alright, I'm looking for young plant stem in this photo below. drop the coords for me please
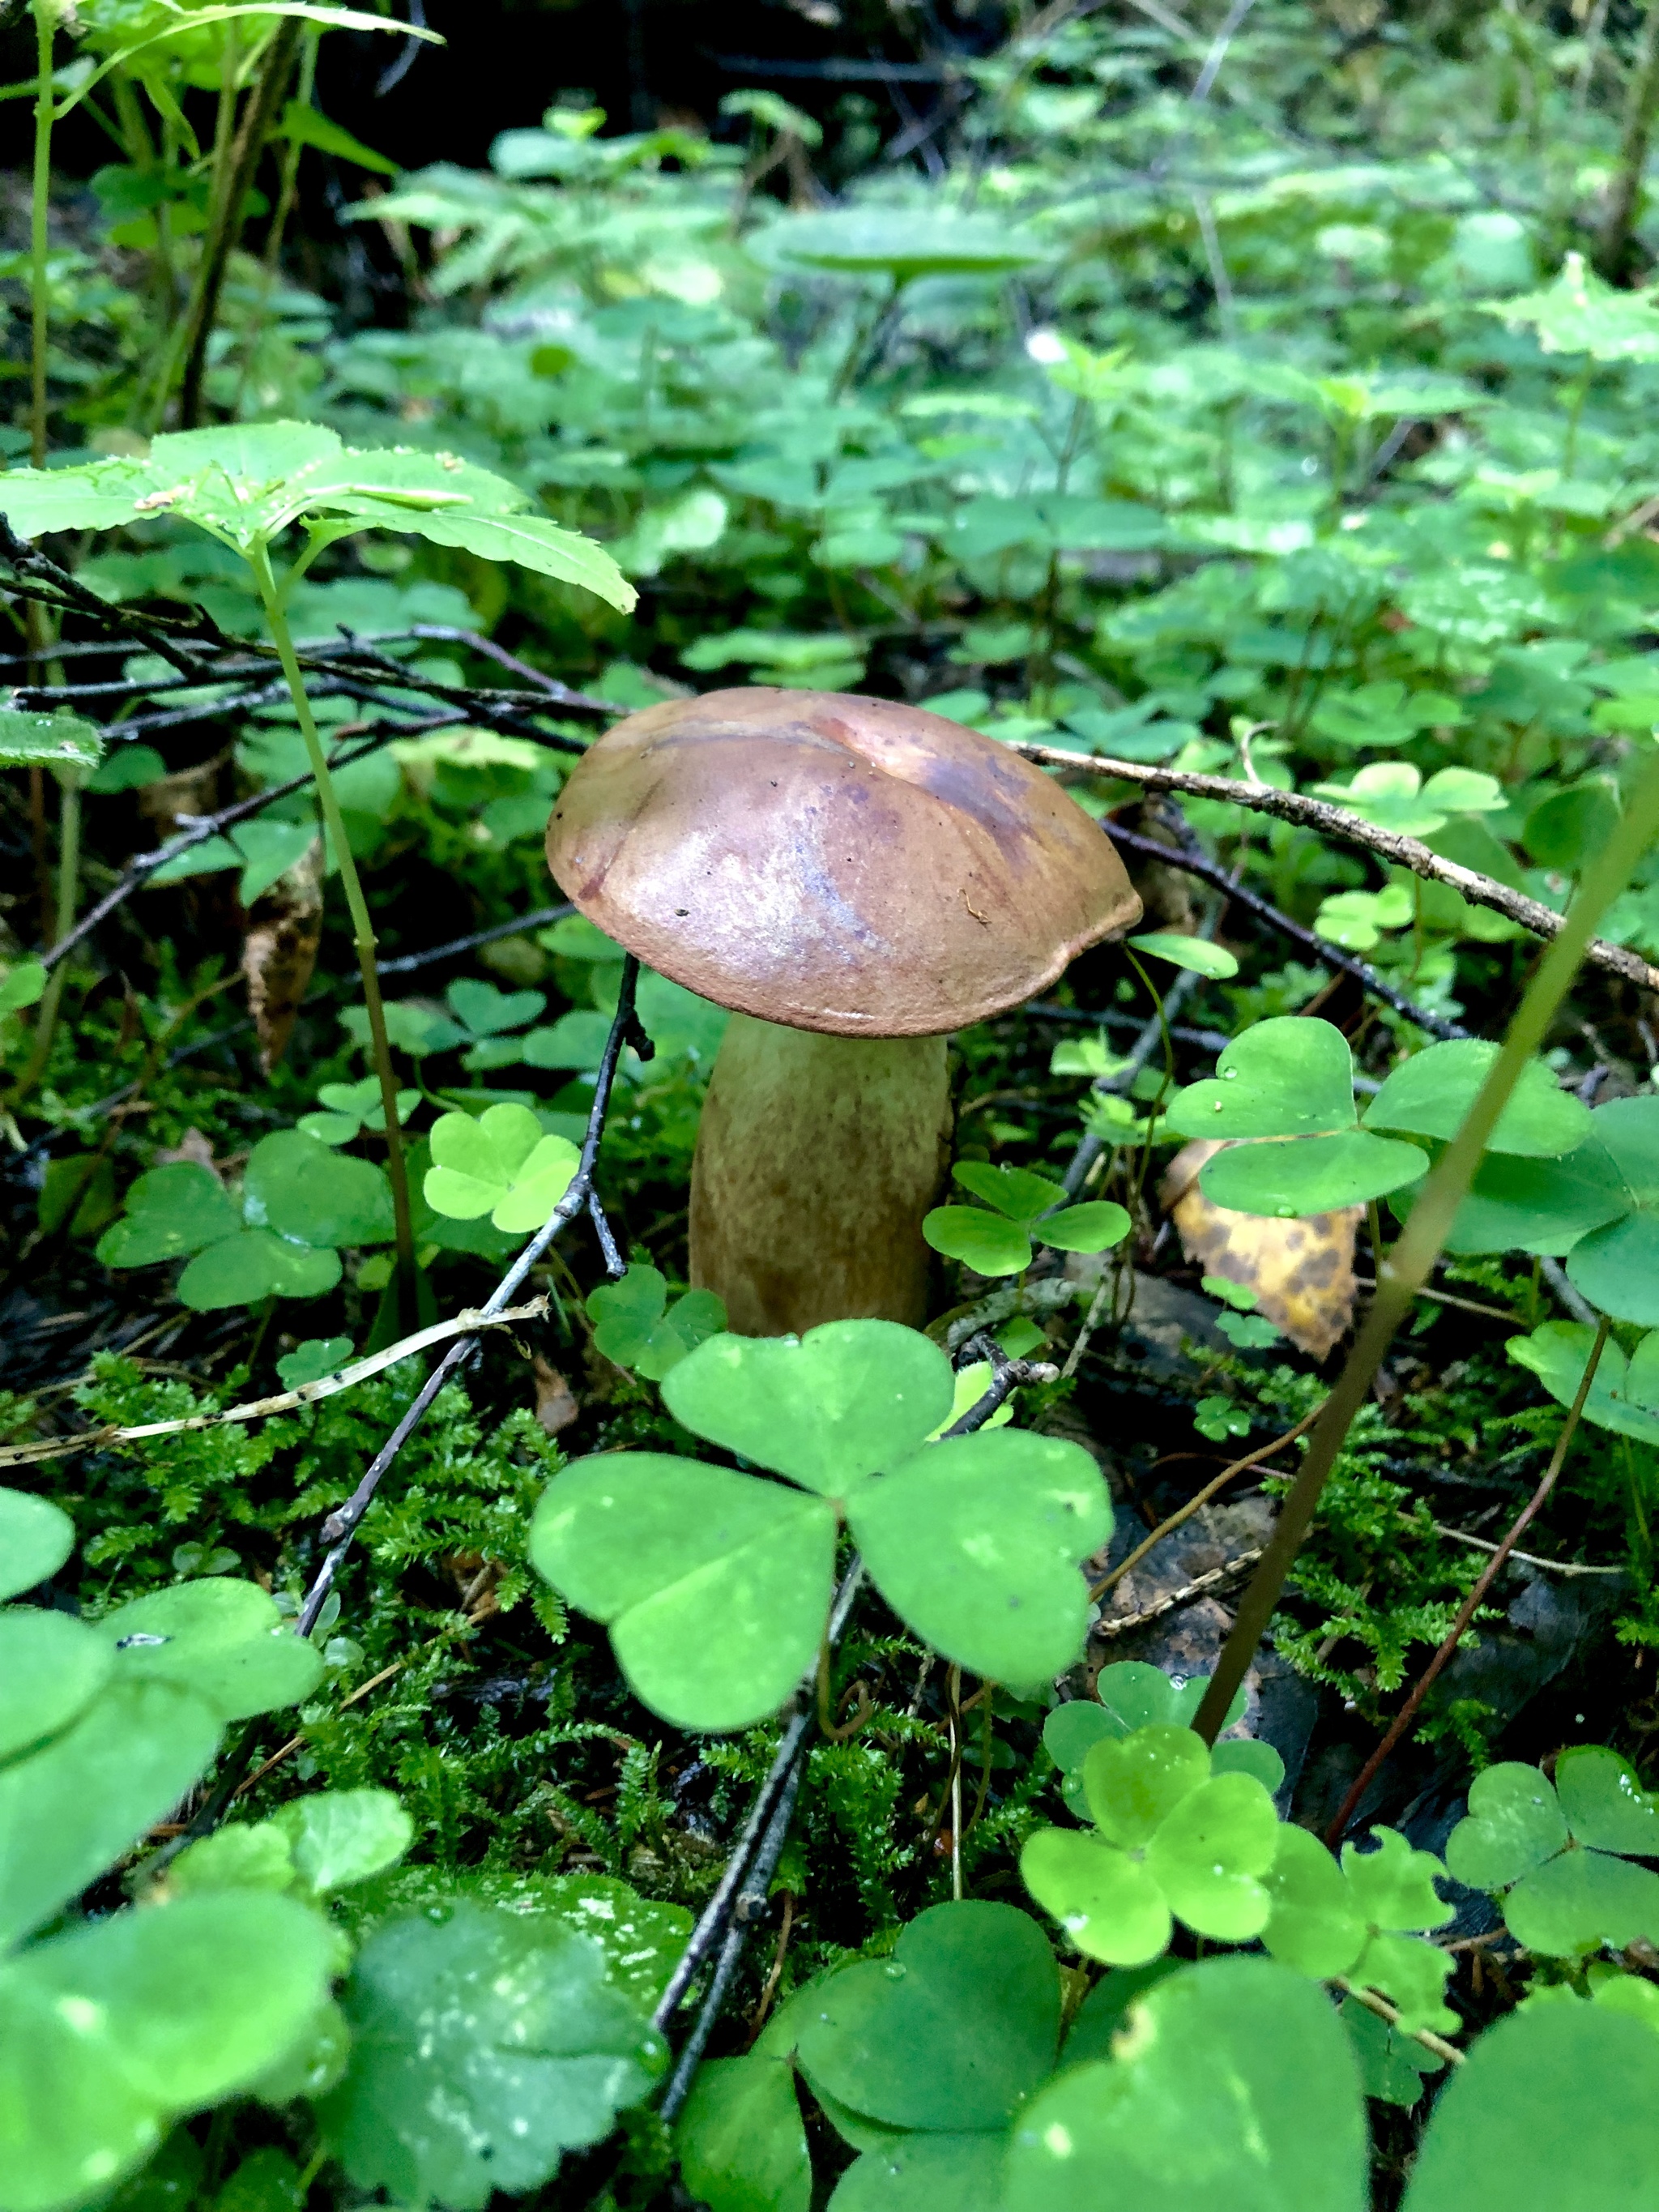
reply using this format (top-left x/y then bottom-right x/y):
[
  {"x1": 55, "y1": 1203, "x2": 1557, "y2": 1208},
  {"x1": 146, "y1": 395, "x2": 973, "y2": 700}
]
[
  {"x1": 10, "y1": 770, "x2": 82, "y2": 1106},
  {"x1": 1325, "y1": 1315, "x2": 1611, "y2": 1844},
  {"x1": 1595, "y1": 0, "x2": 1659, "y2": 281},
  {"x1": 29, "y1": 0, "x2": 55, "y2": 468},
  {"x1": 179, "y1": 17, "x2": 304, "y2": 426},
  {"x1": 249, "y1": 544, "x2": 415, "y2": 1284},
  {"x1": 1192, "y1": 747, "x2": 1659, "y2": 1748}
]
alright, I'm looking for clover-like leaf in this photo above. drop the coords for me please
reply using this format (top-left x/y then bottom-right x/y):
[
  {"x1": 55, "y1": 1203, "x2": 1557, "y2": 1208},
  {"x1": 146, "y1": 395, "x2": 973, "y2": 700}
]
[
  {"x1": 424, "y1": 1104, "x2": 580, "y2": 1234},
  {"x1": 96, "y1": 1578, "x2": 324, "y2": 1722},
  {"x1": 319, "y1": 1900, "x2": 664, "y2": 2209},
  {"x1": 849, "y1": 1429, "x2": 1111, "y2": 1685},
  {"x1": 1201, "y1": 1131, "x2": 1429, "y2": 1217},
  {"x1": 1365, "y1": 1040, "x2": 1590, "y2": 1159},
  {"x1": 0, "y1": 1484, "x2": 75, "y2": 1601},
  {"x1": 1564, "y1": 1096, "x2": 1659, "y2": 1322},
  {"x1": 0, "y1": 1609, "x2": 113, "y2": 1766},
  {"x1": 1021, "y1": 1827, "x2": 1172, "y2": 1966},
  {"x1": 298, "y1": 1077, "x2": 417, "y2": 1147},
  {"x1": 586, "y1": 1264, "x2": 726, "y2": 1382},
  {"x1": 1446, "y1": 1753, "x2": 1659, "y2": 1955},
  {"x1": 1508, "y1": 1322, "x2": 1659, "y2": 1444},
  {"x1": 1145, "y1": 1772, "x2": 1281, "y2": 1941},
  {"x1": 0, "y1": 1893, "x2": 331, "y2": 2212},
  {"x1": 1310, "y1": 761, "x2": 1502, "y2": 837},
  {"x1": 922, "y1": 1206, "x2": 1034, "y2": 1275},
  {"x1": 177, "y1": 1230, "x2": 342, "y2": 1312},
  {"x1": 0, "y1": 1676, "x2": 224, "y2": 1948},
  {"x1": 794, "y1": 1902, "x2": 1061, "y2": 2133},
  {"x1": 446, "y1": 978, "x2": 546, "y2": 1038},
  {"x1": 676, "y1": 2052, "x2": 811, "y2": 2212},
  {"x1": 1034, "y1": 1200, "x2": 1132, "y2": 1255},
  {"x1": 243, "y1": 1129, "x2": 395, "y2": 1248},
  {"x1": 1404, "y1": 2002, "x2": 1659, "y2": 2212},
  {"x1": 1442, "y1": 1135, "x2": 1627, "y2": 1255},
  {"x1": 1003, "y1": 1958, "x2": 1367, "y2": 2212},
  {"x1": 0, "y1": 960, "x2": 47, "y2": 1015},
  {"x1": 529, "y1": 1454, "x2": 835, "y2": 1732},
  {"x1": 1166, "y1": 1018, "x2": 1359, "y2": 1140},
  {"x1": 96, "y1": 1163, "x2": 242, "y2": 1267},
  {"x1": 660, "y1": 1322, "x2": 954, "y2": 1496},
  {"x1": 275, "y1": 1335, "x2": 355, "y2": 1390},
  {"x1": 829, "y1": 2134, "x2": 1007, "y2": 2211},
  {"x1": 1084, "y1": 1726, "x2": 1212, "y2": 1850},
  {"x1": 951, "y1": 1163, "x2": 1068, "y2": 1221}
]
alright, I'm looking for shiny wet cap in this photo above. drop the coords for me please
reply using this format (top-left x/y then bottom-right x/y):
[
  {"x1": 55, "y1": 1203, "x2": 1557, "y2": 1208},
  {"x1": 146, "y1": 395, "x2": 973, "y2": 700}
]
[{"x1": 545, "y1": 687, "x2": 1141, "y2": 1036}]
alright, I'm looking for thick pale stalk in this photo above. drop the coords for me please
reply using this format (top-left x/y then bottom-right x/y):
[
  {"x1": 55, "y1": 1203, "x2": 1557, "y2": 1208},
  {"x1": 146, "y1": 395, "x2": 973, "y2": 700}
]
[{"x1": 690, "y1": 1016, "x2": 951, "y2": 1336}]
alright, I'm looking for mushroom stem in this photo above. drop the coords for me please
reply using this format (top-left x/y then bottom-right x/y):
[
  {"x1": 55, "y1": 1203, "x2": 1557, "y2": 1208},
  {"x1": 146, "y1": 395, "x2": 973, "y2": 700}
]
[{"x1": 689, "y1": 1014, "x2": 953, "y2": 1336}]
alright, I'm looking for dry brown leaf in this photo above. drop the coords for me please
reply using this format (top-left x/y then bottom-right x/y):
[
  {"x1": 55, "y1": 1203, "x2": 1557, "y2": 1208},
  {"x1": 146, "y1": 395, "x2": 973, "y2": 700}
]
[
  {"x1": 156, "y1": 1128, "x2": 220, "y2": 1176},
  {"x1": 532, "y1": 1356, "x2": 579, "y2": 1436},
  {"x1": 1159, "y1": 1138, "x2": 1358, "y2": 1359},
  {"x1": 244, "y1": 836, "x2": 323, "y2": 1072}
]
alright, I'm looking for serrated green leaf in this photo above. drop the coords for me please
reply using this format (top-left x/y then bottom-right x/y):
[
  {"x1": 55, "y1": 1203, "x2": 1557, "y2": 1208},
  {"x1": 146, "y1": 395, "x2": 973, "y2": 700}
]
[
  {"x1": 1262, "y1": 1823, "x2": 1368, "y2": 1979},
  {"x1": 0, "y1": 707, "x2": 104, "y2": 774},
  {"x1": 319, "y1": 1901, "x2": 664, "y2": 2209},
  {"x1": 1341, "y1": 1827, "x2": 1453, "y2": 1933}
]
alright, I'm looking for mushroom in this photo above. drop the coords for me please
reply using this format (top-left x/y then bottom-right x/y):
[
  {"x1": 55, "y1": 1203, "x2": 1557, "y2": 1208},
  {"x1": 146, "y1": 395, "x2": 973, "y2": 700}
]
[{"x1": 545, "y1": 687, "x2": 1141, "y2": 1335}]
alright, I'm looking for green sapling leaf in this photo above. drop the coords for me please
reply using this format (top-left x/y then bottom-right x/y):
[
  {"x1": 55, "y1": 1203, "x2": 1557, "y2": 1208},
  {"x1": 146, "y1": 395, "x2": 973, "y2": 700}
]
[
  {"x1": 1128, "y1": 931, "x2": 1239, "y2": 979},
  {"x1": 0, "y1": 707, "x2": 103, "y2": 775}
]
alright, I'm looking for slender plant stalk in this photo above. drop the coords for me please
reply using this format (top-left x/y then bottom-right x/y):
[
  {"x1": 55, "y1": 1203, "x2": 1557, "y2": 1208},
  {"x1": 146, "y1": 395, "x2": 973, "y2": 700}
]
[
  {"x1": 249, "y1": 544, "x2": 416, "y2": 1284},
  {"x1": 1596, "y1": 0, "x2": 1659, "y2": 282},
  {"x1": 234, "y1": 32, "x2": 316, "y2": 413},
  {"x1": 1324, "y1": 1316, "x2": 1611, "y2": 1844},
  {"x1": 179, "y1": 18, "x2": 304, "y2": 427},
  {"x1": 1192, "y1": 745, "x2": 1659, "y2": 1746},
  {"x1": 29, "y1": 0, "x2": 56, "y2": 469},
  {"x1": 11, "y1": 770, "x2": 83, "y2": 1104}
]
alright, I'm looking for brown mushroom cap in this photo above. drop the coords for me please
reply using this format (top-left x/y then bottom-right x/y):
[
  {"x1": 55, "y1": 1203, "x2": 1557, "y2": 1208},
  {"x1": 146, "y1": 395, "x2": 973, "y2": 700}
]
[{"x1": 545, "y1": 687, "x2": 1142, "y2": 1037}]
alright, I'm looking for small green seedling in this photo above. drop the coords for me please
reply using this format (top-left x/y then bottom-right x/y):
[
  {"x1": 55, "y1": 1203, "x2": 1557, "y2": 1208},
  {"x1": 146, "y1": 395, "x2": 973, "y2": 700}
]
[{"x1": 924, "y1": 1162, "x2": 1131, "y2": 1276}]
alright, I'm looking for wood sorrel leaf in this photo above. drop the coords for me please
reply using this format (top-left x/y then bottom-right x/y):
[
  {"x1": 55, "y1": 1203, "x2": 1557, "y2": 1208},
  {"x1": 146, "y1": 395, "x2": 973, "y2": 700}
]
[
  {"x1": 1145, "y1": 1772, "x2": 1280, "y2": 1941},
  {"x1": 96, "y1": 1578, "x2": 324, "y2": 1722},
  {"x1": 1165, "y1": 1017, "x2": 1360, "y2": 1140},
  {"x1": 0, "y1": 1677, "x2": 223, "y2": 1947},
  {"x1": 922, "y1": 1206, "x2": 1034, "y2": 1275},
  {"x1": 0, "y1": 1486, "x2": 75, "y2": 1601},
  {"x1": 1564, "y1": 1097, "x2": 1659, "y2": 1322},
  {"x1": 1019, "y1": 1828, "x2": 1171, "y2": 1966},
  {"x1": 795, "y1": 1902, "x2": 1061, "y2": 2133},
  {"x1": 1083, "y1": 1726, "x2": 1210, "y2": 1849},
  {"x1": 661, "y1": 1322, "x2": 954, "y2": 1496},
  {"x1": 0, "y1": 1893, "x2": 331, "y2": 2211},
  {"x1": 850, "y1": 1430, "x2": 1110, "y2": 1684},
  {"x1": 0, "y1": 1610, "x2": 112, "y2": 1764},
  {"x1": 1364, "y1": 1040, "x2": 1590, "y2": 1158},
  {"x1": 1444, "y1": 1763, "x2": 1571, "y2": 1892},
  {"x1": 951, "y1": 1162, "x2": 1068, "y2": 1222},
  {"x1": 1404, "y1": 2005, "x2": 1659, "y2": 2212},
  {"x1": 1199, "y1": 1129, "x2": 1428, "y2": 1217},
  {"x1": 1507, "y1": 1322, "x2": 1659, "y2": 1445},
  {"x1": 530, "y1": 1454, "x2": 834, "y2": 1732},
  {"x1": 1262, "y1": 1824, "x2": 1369, "y2": 1979},
  {"x1": 1003, "y1": 1958, "x2": 1367, "y2": 2212},
  {"x1": 676, "y1": 2054, "x2": 811, "y2": 2212}
]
